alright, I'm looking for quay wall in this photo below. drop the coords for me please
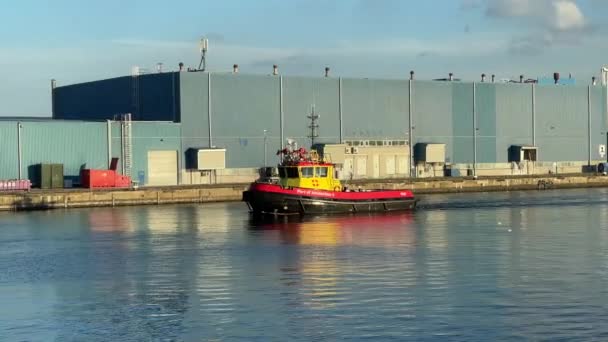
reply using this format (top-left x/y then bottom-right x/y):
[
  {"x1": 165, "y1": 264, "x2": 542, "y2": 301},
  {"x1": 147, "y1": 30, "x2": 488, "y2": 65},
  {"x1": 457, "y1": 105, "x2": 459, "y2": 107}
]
[{"x1": 2, "y1": 175, "x2": 608, "y2": 211}]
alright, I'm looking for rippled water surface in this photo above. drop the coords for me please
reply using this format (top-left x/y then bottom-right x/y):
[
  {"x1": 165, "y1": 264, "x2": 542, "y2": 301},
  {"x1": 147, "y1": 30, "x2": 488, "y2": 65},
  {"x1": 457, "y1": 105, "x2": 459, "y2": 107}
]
[{"x1": 2, "y1": 188, "x2": 608, "y2": 341}]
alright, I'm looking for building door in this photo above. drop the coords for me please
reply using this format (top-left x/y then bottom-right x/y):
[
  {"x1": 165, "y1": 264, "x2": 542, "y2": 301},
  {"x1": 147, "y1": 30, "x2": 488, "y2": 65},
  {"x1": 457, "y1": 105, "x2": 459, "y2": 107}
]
[
  {"x1": 397, "y1": 155, "x2": 408, "y2": 175},
  {"x1": 355, "y1": 156, "x2": 367, "y2": 178},
  {"x1": 386, "y1": 156, "x2": 396, "y2": 176},
  {"x1": 147, "y1": 150, "x2": 178, "y2": 186},
  {"x1": 372, "y1": 154, "x2": 380, "y2": 178},
  {"x1": 343, "y1": 157, "x2": 354, "y2": 180}
]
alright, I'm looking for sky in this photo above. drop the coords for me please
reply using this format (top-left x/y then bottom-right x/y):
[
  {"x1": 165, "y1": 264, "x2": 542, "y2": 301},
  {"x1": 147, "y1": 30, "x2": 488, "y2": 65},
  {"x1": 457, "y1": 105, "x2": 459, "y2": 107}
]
[{"x1": 1, "y1": 0, "x2": 607, "y2": 116}]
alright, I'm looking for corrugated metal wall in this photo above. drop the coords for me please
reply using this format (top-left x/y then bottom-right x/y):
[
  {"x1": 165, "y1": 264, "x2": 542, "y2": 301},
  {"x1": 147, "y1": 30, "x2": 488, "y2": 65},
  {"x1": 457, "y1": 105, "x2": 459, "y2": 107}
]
[
  {"x1": 19, "y1": 121, "x2": 107, "y2": 179},
  {"x1": 179, "y1": 73, "x2": 607, "y2": 167},
  {"x1": 494, "y1": 84, "x2": 533, "y2": 162},
  {"x1": 54, "y1": 73, "x2": 179, "y2": 121},
  {"x1": 536, "y1": 85, "x2": 588, "y2": 161},
  {"x1": 50, "y1": 72, "x2": 608, "y2": 171},
  {"x1": 284, "y1": 76, "x2": 340, "y2": 145},
  {"x1": 342, "y1": 78, "x2": 409, "y2": 141},
  {"x1": 0, "y1": 122, "x2": 19, "y2": 179},
  {"x1": 112, "y1": 122, "x2": 182, "y2": 185},
  {"x1": 0, "y1": 120, "x2": 181, "y2": 184},
  {"x1": 210, "y1": 74, "x2": 281, "y2": 168}
]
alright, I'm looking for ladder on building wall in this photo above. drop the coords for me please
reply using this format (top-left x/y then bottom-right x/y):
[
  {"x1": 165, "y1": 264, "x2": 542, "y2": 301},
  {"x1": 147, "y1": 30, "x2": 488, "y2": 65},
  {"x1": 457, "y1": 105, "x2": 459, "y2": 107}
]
[{"x1": 121, "y1": 113, "x2": 133, "y2": 177}]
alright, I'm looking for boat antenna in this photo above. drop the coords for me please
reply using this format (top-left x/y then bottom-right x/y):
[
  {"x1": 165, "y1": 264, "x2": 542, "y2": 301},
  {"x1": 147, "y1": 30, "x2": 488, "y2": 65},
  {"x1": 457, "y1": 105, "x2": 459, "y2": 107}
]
[{"x1": 307, "y1": 105, "x2": 320, "y2": 146}]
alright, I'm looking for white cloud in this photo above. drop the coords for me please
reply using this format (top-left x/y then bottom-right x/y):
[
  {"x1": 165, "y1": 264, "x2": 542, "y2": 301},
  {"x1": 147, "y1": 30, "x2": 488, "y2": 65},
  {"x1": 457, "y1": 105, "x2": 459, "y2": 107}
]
[
  {"x1": 551, "y1": 0, "x2": 585, "y2": 31},
  {"x1": 486, "y1": 0, "x2": 586, "y2": 31},
  {"x1": 464, "y1": 0, "x2": 591, "y2": 55}
]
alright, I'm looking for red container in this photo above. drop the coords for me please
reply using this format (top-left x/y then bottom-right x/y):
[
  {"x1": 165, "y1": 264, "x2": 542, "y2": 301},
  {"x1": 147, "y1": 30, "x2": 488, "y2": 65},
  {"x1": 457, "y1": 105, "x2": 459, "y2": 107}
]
[
  {"x1": 81, "y1": 169, "x2": 116, "y2": 188},
  {"x1": 81, "y1": 170, "x2": 132, "y2": 188},
  {"x1": 114, "y1": 175, "x2": 131, "y2": 188}
]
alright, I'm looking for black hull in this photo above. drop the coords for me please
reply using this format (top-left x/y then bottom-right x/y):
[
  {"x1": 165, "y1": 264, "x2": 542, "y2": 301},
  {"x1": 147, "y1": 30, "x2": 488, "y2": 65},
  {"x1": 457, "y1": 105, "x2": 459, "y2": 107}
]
[{"x1": 243, "y1": 190, "x2": 417, "y2": 215}]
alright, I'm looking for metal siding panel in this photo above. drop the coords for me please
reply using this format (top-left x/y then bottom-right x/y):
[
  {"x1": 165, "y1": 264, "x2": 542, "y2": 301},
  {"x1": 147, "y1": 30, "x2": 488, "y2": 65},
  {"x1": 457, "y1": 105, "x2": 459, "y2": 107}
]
[
  {"x1": 55, "y1": 73, "x2": 177, "y2": 121},
  {"x1": 536, "y1": 85, "x2": 587, "y2": 161},
  {"x1": 138, "y1": 73, "x2": 179, "y2": 121},
  {"x1": 342, "y1": 78, "x2": 409, "y2": 140},
  {"x1": 590, "y1": 86, "x2": 607, "y2": 161},
  {"x1": 131, "y1": 122, "x2": 181, "y2": 184},
  {"x1": 0, "y1": 122, "x2": 18, "y2": 179},
  {"x1": 54, "y1": 77, "x2": 132, "y2": 120},
  {"x1": 179, "y1": 72, "x2": 210, "y2": 176},
  {"x1": 210, "y1": 74, "x2": 280, "y2": 168},
  {"x1": 452, "y1": 83, "x2": 475, "y2": 163},
  {"x1": 20, "y1": 121, "x2": 107, "y2": 180},
  {"x1": 283, "y1": 76, "x2": 340, "y2": 145},
  {"x1": 495, "y1": 84, "x2": 533, "y2": 162},
  {"x1": 474, "y1": 83, "x2": 497, "y2": 163},
  {"x1": 411, "y1": 81, "x2": 453, "y2": 162}
]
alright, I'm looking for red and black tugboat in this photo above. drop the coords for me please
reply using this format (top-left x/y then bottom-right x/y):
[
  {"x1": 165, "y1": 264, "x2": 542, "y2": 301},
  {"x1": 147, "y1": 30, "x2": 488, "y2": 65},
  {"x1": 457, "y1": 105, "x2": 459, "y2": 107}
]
[{"x1": 242, "y1": 141, "x2": 418, "y2": 215}]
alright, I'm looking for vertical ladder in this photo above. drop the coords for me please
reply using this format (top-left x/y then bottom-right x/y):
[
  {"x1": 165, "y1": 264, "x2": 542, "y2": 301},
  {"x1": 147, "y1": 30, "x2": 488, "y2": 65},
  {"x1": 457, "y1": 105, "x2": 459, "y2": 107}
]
[{"x1": 121, "y1": 113, "x2": 133, "y2": 177}]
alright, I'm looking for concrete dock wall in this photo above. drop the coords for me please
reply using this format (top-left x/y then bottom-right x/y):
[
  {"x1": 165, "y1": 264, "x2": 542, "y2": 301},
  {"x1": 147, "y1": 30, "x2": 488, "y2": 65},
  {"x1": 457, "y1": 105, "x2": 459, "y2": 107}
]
[{"x1": 2, "y1": 175, "x2": 608, "y2": 211}]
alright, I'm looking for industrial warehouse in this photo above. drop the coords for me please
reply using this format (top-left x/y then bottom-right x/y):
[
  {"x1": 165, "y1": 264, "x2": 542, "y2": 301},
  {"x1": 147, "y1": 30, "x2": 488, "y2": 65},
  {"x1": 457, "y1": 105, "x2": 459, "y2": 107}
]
[{"x1": 1, "y1": 67, "x2": 607, "y2": 188}]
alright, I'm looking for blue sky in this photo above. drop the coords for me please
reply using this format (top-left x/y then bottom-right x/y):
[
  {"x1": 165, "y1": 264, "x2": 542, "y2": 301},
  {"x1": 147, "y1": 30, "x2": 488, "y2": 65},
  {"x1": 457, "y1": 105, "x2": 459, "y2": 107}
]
[{"x1": 1, "y1": 0, "x2": 607, "y2": 116}]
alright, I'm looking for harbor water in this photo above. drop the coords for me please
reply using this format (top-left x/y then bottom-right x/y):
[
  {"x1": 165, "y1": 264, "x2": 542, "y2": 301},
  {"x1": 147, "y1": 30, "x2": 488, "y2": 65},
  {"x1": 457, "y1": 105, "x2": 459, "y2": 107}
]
[{"x1": 2, "y1": 189, "x2": 608, "y2": 341}]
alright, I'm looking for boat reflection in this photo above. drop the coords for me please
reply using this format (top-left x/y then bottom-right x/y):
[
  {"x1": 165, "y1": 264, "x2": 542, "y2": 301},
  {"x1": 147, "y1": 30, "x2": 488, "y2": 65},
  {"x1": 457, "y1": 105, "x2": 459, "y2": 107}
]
[
  {"x1": 248, "y1": 213, "x2": 416, "y2": 310},
  {"x1": 248, "y1": 212, "x2": 415, "y2": 247}
]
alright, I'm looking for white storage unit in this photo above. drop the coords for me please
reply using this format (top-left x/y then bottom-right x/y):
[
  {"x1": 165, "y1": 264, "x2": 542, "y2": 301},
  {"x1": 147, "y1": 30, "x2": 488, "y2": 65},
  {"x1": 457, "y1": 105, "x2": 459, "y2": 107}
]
[
  {"x1": 147, "y1": 150, "x2": 178, "y2": 186},
  {"x1": 186, "y1": 148, "x2": 226, "y2": 170}
]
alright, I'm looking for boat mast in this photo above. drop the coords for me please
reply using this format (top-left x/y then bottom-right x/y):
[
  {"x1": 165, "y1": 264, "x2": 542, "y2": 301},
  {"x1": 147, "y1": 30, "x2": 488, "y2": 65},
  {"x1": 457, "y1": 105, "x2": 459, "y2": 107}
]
[{"x1": 307, "y1": 106, "x2": 319, "y2": 147}]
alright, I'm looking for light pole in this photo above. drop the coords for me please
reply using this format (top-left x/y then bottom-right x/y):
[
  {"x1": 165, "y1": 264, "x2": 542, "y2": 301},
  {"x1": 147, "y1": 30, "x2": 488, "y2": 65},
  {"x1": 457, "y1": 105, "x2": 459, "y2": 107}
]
[
  {"x1": 199, "y1": 37, "x2": 209, "y2": 71},
  {"x1": 263, "y1": 129, "x2": 268, "y2": 166}
]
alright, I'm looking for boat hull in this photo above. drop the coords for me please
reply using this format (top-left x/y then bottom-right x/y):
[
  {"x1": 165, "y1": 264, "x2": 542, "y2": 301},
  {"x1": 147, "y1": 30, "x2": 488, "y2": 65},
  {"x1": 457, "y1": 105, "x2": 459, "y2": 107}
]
[{"x1": 243, "y1": 183, "x2": 417, "y2": 215}]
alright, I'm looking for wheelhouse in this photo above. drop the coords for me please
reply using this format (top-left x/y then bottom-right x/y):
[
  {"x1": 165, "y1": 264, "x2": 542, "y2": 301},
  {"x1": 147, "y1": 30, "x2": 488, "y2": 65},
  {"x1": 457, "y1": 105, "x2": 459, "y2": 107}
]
[{"x1": 278, "y1": 162, "x2": 342, "y2": 191}]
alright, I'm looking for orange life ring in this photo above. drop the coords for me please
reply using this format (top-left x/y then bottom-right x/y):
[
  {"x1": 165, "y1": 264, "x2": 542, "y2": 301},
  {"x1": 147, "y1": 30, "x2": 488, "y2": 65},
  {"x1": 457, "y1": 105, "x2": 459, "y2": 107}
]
[{"x1": 334, "y1": 186, "x2": 341, "y2": 192}]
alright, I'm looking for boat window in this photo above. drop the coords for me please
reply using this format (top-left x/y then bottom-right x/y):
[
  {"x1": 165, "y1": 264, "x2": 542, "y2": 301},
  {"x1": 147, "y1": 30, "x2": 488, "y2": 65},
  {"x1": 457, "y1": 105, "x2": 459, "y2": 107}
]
[
  {"x1": 286, "y1": 167, "x2": 299, "y2": 178},
  {"x1": 278, "y1": 167, "x2": 287, "y2": 178},
  {"x1": 301, "y1": 167, "x2": 314, "y2": 178},
  {"x1": 315, "y1": 167, "x2": 328, "y2": 177}
]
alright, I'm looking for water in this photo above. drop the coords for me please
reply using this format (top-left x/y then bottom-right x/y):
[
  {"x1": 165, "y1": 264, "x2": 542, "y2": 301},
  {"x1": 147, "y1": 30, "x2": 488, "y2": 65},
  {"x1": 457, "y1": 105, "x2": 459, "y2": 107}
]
[{"x1": 2, "y1": 188, "x2": 608, "y2": 341}]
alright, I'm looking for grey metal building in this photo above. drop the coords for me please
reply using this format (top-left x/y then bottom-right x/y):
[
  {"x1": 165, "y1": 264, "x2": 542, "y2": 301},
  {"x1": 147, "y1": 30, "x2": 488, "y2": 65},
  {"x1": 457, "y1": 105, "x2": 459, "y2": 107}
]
[{"x1": 2, "y1": 70, "x2": 605, "y2": 185}]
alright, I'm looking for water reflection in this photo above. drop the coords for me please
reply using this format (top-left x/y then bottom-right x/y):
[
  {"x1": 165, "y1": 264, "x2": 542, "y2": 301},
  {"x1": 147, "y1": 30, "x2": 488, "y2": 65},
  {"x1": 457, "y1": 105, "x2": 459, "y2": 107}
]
[{"x1": 3, "y1": 190, "x2": 608, "y2": 340}]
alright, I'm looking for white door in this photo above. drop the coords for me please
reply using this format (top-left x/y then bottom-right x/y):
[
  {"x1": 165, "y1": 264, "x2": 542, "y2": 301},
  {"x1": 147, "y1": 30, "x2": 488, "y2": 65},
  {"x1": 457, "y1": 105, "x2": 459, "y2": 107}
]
[
  {"x1": 355, "y1": 156, "x2": 367, "y2": 177},
  {"x1": 147, "y1": 150, "x2": 178, "y2": 186},
  {"x1": 372, "y1": 155, "x2": 380, "y2": 178},
  {"x1": 386, "y1": 156, "x2": 396, "y2": 175},
  {"x1": 397, "y1": 155, "x2": 408, "y2": 175},
  {"x1": 343, "y1": 157, "x2": 354, "y2": 180}
]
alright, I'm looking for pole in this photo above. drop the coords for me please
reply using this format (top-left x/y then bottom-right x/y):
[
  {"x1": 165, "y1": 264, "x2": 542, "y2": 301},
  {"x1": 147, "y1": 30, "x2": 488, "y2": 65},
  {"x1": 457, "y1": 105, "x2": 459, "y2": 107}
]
[
  {"x1": 605, "y1": 70, "x2": 608, "y2": 162},
  {"x1": 17, "y1": 122, "x2": 22, "y2": 179},
  {"x1": 208, "y1": 72, "x2": 213, "y2": 147},
  {"x1": 280, "y1": 76, "x2": 284, "y2": 147},
  {"x1": 532, "y1": 84, "x2": 536, "y2": 146},
  {"x1": 473, "y1": 82, "x2": 477, "y2": 177},
  {"x1": 263, "y1": 129, "x2": 268, "y2": 166},
  {"x1": 51, "y1": 79, "x2": 56, "y2": 119},
  {"x1": 107, "y1": 120, "x2": 112, "y2": 168},
  {"x1": 408, "y1": 79, "x2": 415, "y2": 178},
  {"x1": 588, "y1": 85, "x2": 592, "y2": 166},
  {"x1": 339, "y1": 77, "x2": 343, "y2": 144}
]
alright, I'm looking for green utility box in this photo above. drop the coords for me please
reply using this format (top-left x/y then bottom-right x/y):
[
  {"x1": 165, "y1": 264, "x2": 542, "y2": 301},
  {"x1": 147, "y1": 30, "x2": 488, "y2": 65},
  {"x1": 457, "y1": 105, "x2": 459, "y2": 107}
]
[{"x1": 35, "y1": 164, "x2": 64, "y2": 189}]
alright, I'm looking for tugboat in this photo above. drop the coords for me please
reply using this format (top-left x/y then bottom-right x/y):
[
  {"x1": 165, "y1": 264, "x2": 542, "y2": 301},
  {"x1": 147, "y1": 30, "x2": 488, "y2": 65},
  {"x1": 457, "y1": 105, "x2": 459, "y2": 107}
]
[{"x1": 242, "y1": 141, "x2": 417, "y2": 215}]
